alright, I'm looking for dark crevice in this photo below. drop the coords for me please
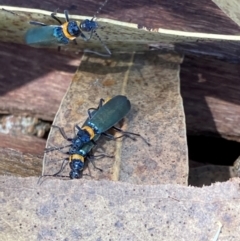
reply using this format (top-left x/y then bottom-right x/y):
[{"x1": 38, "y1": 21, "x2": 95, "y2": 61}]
[
  {"x1": 187, "y1": 134, "x2": 240, "y2": 166},
  {"x1": 187, "y1": 133, "x2": 240, "y2": 186}
]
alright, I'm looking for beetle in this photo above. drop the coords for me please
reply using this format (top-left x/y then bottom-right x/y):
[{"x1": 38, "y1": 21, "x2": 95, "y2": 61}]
[
  {"x1": 40, "y1": 133, "x2": 112, "y2": 181},
  {"x1": 43, "y1": 100, "x2": 113, "y2": 180},
  {"x1": 45, "y1": 95, "x2": 149, "y2": 155},
  {"x1": 52, "y1": 133, "x2": 109, "y2": 179},
  {"x1": 23, "y1": 0, "x2": 111, "y2": 56},
  {"x1": 68, "y1": 136, "x2": 102, "y2": 179},
  {"x1": 42, "y1": 96, "x2": 150, "y2": 181}
]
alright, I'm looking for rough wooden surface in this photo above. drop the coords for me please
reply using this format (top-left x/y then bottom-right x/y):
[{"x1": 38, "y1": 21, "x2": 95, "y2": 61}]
[
  {"x1": 0, "y1": 133, "x2": 45, "y2": 155},
  {"x1": 0, "y1": 148, "x2": 42, "y2": 177},
  {"x1": 1, "y1": 2, "x2": 240, "y2": 59},
  {"x1": 0, "y1": 118, "x2": 46, "y2": 177},
  {"x1": 0, "y1": 114, "x2": 45, "y2": 177},
  {"x1": 0, "y1": 42, "x2": 78, "y2": 120},
  {"x1": 2, "y1": 0, "x2": 240, "y2": 33},
  {"x1": 212, "y1": 0, "x2": 240, "y2": 27},
  {"x1": 1, "y1": 176, "x2": 240, "y2": 240},
  {"x1": 44, "y1": 52, "x2": 188, "y2": 185},
  {"x1": 1, "y1": 42, "x2": 240, "y2": 142},
  {"x1": 181, "y1": 55, "x2": 240, "y2": 142}
]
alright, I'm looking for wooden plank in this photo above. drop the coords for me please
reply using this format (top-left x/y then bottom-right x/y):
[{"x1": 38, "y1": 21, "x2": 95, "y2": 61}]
[
  {"x1": 1, "y1": 3, "x2": 240, "y2": 59},
  {"x1": 0, "y1": 114, "x2": 45, "y2": 177},
  {"x1": 0, "y1": 129, "x2": 44, "y2": 177},
  {"x1": 43, "y1": 52, "x2": 188, "y2": 185},
  {"x1": 0, "y1": 41, "x2": 78, "y2": 120},
  {"x1": 0, "y1": 148, "x2": 42, "y2": 177},
  {"x1": 1, "y1": 40, "x2": 240, "y2": 142},
  {"x1": 181, "y1": 55, "x2": 240, "y2": 142},
  {"x1": 0, "y1": 132, "x2": 45, "y2": 155},
  {"x1": 2, "y1": 0, "x2": 240, "y2": 33}
]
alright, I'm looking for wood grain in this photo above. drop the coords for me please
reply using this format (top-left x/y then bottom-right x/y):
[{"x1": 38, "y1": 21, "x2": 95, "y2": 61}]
[
  {"x1": 0, "y1": 42, "x2": 78, "y2": 120},
  {"x1": 0, "y1": 147, "x2": 42, "y2": 177},
  {"x1": 181, "y1": 55, "x2": 240, "y2": 142},
  {"x1": 2, "y1": 0, "x2": 240, "y2": 33},
  {"x1": 1, "y1": 2, "x2": 240, "y2": 60}
]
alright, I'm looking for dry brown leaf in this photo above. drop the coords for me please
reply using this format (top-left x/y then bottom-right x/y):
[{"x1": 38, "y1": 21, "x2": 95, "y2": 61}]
[{"x1": 44, "y1": 52, "x2": 188, "y2": 185}]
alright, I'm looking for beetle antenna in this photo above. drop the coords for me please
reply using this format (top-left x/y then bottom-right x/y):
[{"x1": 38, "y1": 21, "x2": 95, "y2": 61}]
[
  {"x1": 91, "y1": 0, "x2": 109, "y2": 21},
  {"x1": 84, "y1": 30, "x2": 111, "y2": 57},
  {"x1": 37, "y1": 159, "x2": 69, "y2": 185}
]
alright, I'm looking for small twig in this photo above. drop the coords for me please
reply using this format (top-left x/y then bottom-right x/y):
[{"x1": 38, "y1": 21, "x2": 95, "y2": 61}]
[{"x1": 211, "y1": 222, "x2": 223, "y2": 241}]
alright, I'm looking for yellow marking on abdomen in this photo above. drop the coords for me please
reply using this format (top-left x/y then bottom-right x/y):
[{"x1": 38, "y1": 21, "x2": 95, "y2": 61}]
[
  {"x1": 69, "y1": 154, "x2": 84, "y2": 163},
  {"x1": 82, "y1": 126, "x2": 95, "y2": 140}
]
